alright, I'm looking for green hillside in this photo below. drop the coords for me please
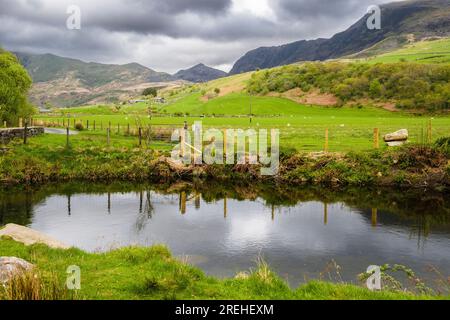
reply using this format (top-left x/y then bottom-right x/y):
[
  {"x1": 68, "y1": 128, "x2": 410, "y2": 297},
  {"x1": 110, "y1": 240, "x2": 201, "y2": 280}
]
[{"x1": 364, "y1": 38, "x2": 450, "y2": 64}]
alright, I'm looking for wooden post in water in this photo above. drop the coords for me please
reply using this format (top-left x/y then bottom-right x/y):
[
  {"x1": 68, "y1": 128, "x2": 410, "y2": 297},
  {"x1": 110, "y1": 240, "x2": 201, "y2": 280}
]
[
  {"x1": 324, "y1": 128, "x2": 329, "y2": 153},
  {"x1": 371, "y1": 208, "x2": 378, "y2": 227},
  {"x1": 107, "y1": 193, "x2": 111, "y2": 214},
  {"x1": 180, "y1": 192, "x2": 187, "y2": 215},
  {"x1": 224, "y1": 198, "x2": 227, "y2": 219},
  {"x1": 324, "y1": 203, "x2": 328, "y2": 225},
  {"x1": 23, "y1": 121, "x2": 28, "y2": 145},
  {"x1": 374, "y1": 128, "x2": 380, "y2": 149},
  {"x1": 67, "y1": 195, "x2": 71, "y2": 216},
  {"x1": 195, "y1": 194, "x2": 201, "y2": 209}
]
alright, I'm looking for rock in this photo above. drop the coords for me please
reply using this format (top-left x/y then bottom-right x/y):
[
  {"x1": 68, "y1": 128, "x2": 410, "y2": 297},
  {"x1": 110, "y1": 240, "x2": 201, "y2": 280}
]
[
  {"x1": 0, "y1": 224, "x2": 70, "y2": 249},
  {"x1": 384, "y1": 129, "x2": 409, "y2": 146},
  {"x1": 0, "y1": 257, "x2": 34, "y2": 284}
]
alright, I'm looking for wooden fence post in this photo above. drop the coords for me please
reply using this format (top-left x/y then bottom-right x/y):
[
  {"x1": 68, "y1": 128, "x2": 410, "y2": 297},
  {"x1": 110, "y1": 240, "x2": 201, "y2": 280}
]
[
  {"x1": 23, "y1": 121, "x2": 28, "y2": 144},
  {"x1": 324, "y1": 128, "x2": 329, "y2": 153},
  {"x1": 139, "y1": 127, "x2": 142, "y2": 147},
  {"x1": 428, "y1": 120, "x2": 432, "y2": 144},
  {"x1": 180, "y1": 129, "x2": 186, "y2": 157},
  {"x1": 107, "y1": 128, "x2": 111, "y2": 146},
  {"x1": 223, "y1": 129, "x2": 227, "y2": 158},
  {"x1": 86, "y1": 120, "x2": 89, "y2": 130},
  {"x1": 374, "y1": 128, "x2": 380, "y2": 149},
  {"x1": 117, "y1": 123, "x2": 120, "y2": 134},
  {"x1": 127, "y1": 124, "x2": 130, "y2": 135},
  {"x1": 93, "y1": 120, "x2": 96, "y2": 131},
  {"x1": 19, "y1": 118, "x2": 23, "y2": 128},
  {"x1": 66, "y1": 127, "x2": 70, "y2": 148}
]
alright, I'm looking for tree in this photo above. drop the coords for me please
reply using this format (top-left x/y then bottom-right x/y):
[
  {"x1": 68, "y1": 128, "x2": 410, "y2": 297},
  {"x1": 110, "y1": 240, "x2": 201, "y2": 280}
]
[
  {"x1": 0, "y1": 49, "x2": 35, "y2": 125},
  {"x1": 142, "y1": 87, "x2": 157, "y2": 97}
]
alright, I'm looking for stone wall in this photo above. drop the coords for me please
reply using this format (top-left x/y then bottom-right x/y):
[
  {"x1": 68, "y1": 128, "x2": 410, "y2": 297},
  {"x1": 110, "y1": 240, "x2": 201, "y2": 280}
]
[{"x1": 0, "y1": 127, "x2": 44, "y2": 143}]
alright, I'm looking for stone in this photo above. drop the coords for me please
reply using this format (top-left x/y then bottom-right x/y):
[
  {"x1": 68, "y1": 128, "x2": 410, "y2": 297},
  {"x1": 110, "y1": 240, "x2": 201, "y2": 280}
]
[
  {"x1": 384, "y1": 129, "x2": 408, "y2": 146},
  {"x1": 0, "y1": 127, "x2": 44, "y2": 144},
  {"x1": 0, "y1": 224, "x2": 70, "y2": 249},
  {"x1": 0, "y1": 257, "x2": 34, "y2": 284}
]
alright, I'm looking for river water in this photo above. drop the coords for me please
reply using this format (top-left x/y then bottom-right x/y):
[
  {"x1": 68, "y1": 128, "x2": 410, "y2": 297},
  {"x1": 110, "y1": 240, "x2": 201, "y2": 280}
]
[{"x1": 1, "y1": 183, "x2": 449, "y2": 288}]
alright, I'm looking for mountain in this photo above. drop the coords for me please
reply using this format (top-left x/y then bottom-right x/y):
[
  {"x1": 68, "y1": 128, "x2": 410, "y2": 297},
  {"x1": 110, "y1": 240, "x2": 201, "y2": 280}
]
[
  {"x1": 230, "y1": 0, "x2": 450, "y2": 74},
  {"x1": 173, "y1": 63, "x2": 228, "y2": 83},
  {"x1": 14, "y1": 52, "x2": 179, "y2": 107},
  {"x1": 15, "y1": 52, "x2": 174, "y2": 85}
]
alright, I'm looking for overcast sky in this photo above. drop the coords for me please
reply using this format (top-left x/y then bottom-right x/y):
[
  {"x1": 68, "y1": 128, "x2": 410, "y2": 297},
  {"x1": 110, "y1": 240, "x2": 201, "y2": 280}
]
[{"x1": 0, "y1": 0, "x2": 401, "y2": 73}]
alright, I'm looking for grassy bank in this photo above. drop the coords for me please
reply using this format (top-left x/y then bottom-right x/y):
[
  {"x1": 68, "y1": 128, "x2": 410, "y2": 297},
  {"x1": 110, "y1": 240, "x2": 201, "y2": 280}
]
[
  {"x1": 0, "y1": 238, "x2": 445, "y2": 300},
  {"x1": 1, "y1": 134, "x2": 449, "y2": 189}
]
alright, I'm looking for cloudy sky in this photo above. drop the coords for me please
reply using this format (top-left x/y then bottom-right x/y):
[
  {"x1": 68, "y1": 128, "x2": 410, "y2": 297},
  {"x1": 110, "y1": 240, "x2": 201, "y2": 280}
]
[{"x1": 0, "y1": 0, "x2": 400, "y2": 73}]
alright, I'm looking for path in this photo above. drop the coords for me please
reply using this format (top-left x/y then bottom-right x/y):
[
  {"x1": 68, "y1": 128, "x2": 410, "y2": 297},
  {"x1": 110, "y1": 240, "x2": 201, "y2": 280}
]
[{"x1": 45, "y1": 128, "x2": 79, "y2": 135}]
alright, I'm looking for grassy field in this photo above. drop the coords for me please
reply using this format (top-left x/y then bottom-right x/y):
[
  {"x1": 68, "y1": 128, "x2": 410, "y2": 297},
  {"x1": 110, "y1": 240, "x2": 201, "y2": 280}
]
[
  {"x1": 31, "y1": 40, "x2": 450, "y2": 153},
  {"x1": 35, "y1": 100, "x2": 449, "y2": 152},
  {"x1": 1, "y1": 238, "x2": 445, "y2": 300},
  {"x1": 364, "y1": 38, "x2": 450, "y2": 64}
]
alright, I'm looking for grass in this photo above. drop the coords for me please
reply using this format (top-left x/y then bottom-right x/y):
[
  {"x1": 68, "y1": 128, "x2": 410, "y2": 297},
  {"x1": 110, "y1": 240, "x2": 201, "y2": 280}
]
[
  {"x1": 364, "y1": 38, "x2": 450, "y2": 64},
  {"x1": 34, "y1": 103, "x2": 450, "y2": 152},
  {"x1": 1, "y1": 133, "x2": 449, "y2": 190},
  {"x1": 0, "y1": 238, "x2": 445, "y2": 300}
]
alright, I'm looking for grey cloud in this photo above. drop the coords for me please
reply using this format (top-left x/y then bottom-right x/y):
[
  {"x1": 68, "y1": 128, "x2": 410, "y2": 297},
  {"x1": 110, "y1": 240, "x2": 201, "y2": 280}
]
[{"x1": 0, "y1": 0, "x2": 397, "y2": 72}]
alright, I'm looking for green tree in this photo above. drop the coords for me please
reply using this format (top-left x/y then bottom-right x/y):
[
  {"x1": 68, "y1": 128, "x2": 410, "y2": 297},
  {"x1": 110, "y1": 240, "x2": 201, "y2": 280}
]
[
  {"x1": 142, "y1": 87, "x2": 157, "y2": 97},
  {"x1": 0, "y1": 49, "x2": 35, "y2": 125}
]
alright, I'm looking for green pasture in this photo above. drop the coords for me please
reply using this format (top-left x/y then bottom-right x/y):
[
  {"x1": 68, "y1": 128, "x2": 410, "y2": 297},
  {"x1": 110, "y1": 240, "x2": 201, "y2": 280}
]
[
  {"x1": 34, "y1": 95, "x2": 449, "y2": 152},
  {"x1": 365, "y1": 38, "x2": 450, "y2": 64}
]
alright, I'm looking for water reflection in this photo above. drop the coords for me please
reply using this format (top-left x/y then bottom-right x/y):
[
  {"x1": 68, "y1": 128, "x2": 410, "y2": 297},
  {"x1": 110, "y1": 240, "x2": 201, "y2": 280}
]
[{"x1": 1, "y1": 183, "x2": 449, "y2": 287}]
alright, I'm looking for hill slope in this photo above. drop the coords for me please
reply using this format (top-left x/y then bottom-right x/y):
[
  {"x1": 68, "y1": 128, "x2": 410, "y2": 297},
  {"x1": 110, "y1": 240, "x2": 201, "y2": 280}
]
[
  {"x1": 14, "y1": 52, "x2": 181, "y2": 107},
  {"x1": 230, "y1": 0, "x2": 450, "y2": 74},
  {"x1": 173, "y1": 63, "x2": 228, "y2": 83}
]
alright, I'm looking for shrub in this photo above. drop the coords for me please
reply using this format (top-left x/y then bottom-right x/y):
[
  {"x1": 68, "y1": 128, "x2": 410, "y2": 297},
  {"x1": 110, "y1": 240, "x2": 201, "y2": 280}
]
[
  {"x1": 75, "y1": 123, "x2": 84, "y2": 131},
  {"x1": 142, "y1": 87, "x2": 157, "y2": 97},
  {"x1": 434, "y1": 137, "x2": 450, "y2": 157}
]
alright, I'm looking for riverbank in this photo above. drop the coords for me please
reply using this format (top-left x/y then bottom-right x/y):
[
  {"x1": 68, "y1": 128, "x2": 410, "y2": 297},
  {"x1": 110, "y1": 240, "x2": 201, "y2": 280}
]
[
  {"x1": 0, "y1": 237, "x2": 446, "y2": 300},
  {"x1": 1, "y1": 137, "x2": 449, "y2": 190}
]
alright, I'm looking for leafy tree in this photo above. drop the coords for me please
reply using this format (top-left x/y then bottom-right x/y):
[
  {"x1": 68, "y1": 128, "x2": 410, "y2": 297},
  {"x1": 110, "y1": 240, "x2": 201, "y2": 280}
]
[
  {"x1": 142, "y1": 87, "x2": 157, "y2": 97},
  {"x1": 0, "y1": 49, "x2": 35, "y2": 125}
]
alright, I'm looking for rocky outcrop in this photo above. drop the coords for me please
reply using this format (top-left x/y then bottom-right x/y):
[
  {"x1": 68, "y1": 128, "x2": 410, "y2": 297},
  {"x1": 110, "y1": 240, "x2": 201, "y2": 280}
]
[
  {"x1": 0, "y1": 224, "x2": 70, "y2": 249},
  {"x1": 384, "y1": 129, "x2": 409, "y2": 146},
  {"x1": 0, "y1": 257, "x2": 34, "y2": 284}
]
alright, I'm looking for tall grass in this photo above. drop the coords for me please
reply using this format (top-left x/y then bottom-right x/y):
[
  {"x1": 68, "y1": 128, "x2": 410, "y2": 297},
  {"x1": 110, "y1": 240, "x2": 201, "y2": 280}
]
[{"x1": 0, "y1": 271, "x2": 77, "y2": 300}]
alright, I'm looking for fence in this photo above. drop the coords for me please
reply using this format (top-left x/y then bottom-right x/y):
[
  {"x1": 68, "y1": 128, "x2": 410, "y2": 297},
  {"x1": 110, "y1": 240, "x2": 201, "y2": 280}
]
[{"x1": 3, "y1": 117, "x2": 438, "y2": 152}]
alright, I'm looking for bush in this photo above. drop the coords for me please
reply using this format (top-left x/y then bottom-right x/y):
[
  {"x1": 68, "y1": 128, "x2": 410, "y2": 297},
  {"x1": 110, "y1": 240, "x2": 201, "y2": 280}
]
[
  {"x1": 142, "y1": 87, "x2": 157, "y2": 97},
  {"x1": 247, "y1": 62, "x2": 450, "y2": 111},
  {"x1": 75, "y1": 123, "x2": 84, "y2": 131},
  {"x1": 434, "y1": 137, "x2": 450, "y2": 157}
]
